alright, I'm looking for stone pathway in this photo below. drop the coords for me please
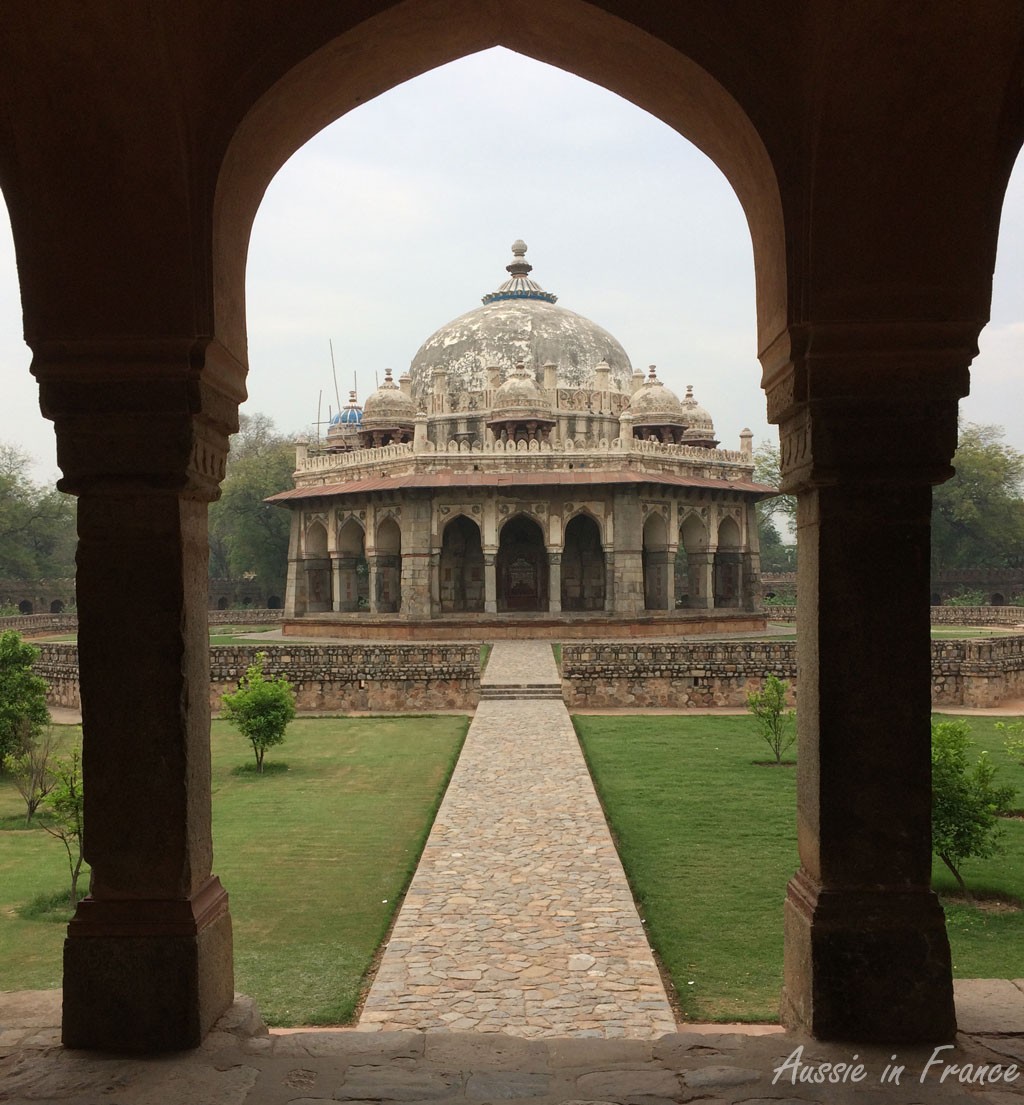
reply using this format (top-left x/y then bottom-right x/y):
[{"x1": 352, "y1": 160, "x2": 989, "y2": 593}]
[{"x1": 360, "y1": 640, "x2": 676, "y2": 1038}]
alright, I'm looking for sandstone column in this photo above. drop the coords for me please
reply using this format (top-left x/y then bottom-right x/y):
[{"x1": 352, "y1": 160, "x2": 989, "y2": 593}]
[
  {"x1": 687, "y1": 552, "x2": 714, "y2": 609},
  {"x1": 547, "y1": 551, "x2": 562, "y2": 613},
  {"x1": 37, "y1": 339, "x2": 240, "y2": 1051},
  {"x1": 768, "y1": 324, "x2": 968, "y2": 1041},
  {"x1": 483, "y1": 552, "x2": 497, "y2": 614}
]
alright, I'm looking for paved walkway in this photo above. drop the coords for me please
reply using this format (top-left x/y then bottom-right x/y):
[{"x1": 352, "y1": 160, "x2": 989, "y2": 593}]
[{"x1": 360, "y1": 641, "x2": 676, "y2": 1038}]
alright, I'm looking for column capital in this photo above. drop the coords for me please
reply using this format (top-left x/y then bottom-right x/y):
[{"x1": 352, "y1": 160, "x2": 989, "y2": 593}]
[
  {"x1": 761, "y1": 320, "x2": 977, "y2": 494},
  {"x1": 32, "y1": 336, "x2": 246, "y2": 500}
]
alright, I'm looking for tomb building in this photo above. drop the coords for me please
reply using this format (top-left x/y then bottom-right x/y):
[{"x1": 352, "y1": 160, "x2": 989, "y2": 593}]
[{"x1": 270, "y1": 242, "x2": 774, "y2": 636}]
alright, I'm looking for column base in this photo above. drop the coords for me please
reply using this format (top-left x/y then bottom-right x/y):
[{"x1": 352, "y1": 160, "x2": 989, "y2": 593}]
[
  {"x1": 782, "y1": 868, "x2": 955, "y2": 1042},
  {"x1": 62, "y1": 876, "x2": 234, "y2": 1051}
]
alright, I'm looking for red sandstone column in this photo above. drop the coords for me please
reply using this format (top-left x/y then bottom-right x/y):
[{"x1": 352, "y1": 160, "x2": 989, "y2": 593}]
[
  {"x1": 767, "y1": 325, "x2": 968, "y2": 1042},
  {"x1": 36, "y1": 340, "x2": 241, "y2": 1051}
]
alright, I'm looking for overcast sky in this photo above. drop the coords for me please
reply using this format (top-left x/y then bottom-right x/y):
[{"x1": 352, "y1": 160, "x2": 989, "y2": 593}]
[{"x1": 1, "y1": 47, "x2": 1022, "y2": 484}]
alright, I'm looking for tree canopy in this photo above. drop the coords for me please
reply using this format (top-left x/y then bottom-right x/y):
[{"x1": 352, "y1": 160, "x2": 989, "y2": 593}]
[
  {"x1": 208, "y1": 414, "x2": 295, "y2": 591},
  {"x1": 0, "y1": 444, "x2": 76, "y2": 582},
  {"x1": 932, "y1": 422, "x2": 1024, "y2": 572},
  {"x1": 0, "y1": 630, "x2": 51, "y2": 763},
  {"x1": 752, "y1": 440, "x2": 796, "y2": 573}
]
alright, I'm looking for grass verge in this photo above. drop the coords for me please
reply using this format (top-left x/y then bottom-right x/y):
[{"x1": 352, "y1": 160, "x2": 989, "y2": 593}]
[
  {"x1": 575, "y1": 712, "x2": 1024, "y2": 1023},
  {"x1": 0, "y1": 714, "x2": 468, "y2": 1024}
]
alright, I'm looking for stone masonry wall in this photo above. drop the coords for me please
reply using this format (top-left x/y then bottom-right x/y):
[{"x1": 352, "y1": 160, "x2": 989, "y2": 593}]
[
  {"x1": 561, "y1": 636, "x2": 1024, "y2": 709},
  {"x1": 561, "y1": 641, "x2": 798, "y2": 709},
  {"x1": 764, "y1": 605, "x2": 1024, "y2": 627},
  {"x1": 33, "y1": 643, "x2": 479, "y2": 713},
  {"x1": 2, "y1": 609, "x2": 284, "y2": 638}
]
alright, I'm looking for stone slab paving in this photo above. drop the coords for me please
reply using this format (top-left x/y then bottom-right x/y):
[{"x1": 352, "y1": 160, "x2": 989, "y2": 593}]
[
  {"x1": 360, "y1": 640, "x2": 676, "y2": 1038},
  {"x1": 5, "y1": 993, "x2": 1024, "y2": 1105}
]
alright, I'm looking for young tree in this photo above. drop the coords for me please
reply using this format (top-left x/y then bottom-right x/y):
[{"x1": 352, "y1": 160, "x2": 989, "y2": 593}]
[
  {"x1": 0, "y1": 630, "x2": 51, "y2": 764},
  {"x1": 221, "y1": 652, "x2": 296, "y2": 773},
  {"x1": 5, "y1": 725, "x2": 59, "y2": 825},
  {"x1": 931, "y1": 718, "x2": 1016, "y2": 901},
  {"x1": 44, "y1": 748, "x2": 85, "y2": 908},
  {"x1": 746, "y1": 673, "x2": 796, "y2": 764}
]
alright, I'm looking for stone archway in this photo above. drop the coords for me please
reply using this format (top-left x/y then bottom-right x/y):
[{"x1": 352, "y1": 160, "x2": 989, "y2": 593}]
[
  {"x1": 562, "y1": 513, "x2": 605, "y2": 611},
  {"x1": 4, "y1": 0, "x2": 1021, "y2": 1051},
  {"x1": 642, "y1": 512, "x2": 669, "y2": 610},
  {"x1": 497, "y1": 515, "x2": 547, "y2": 612},
  {"x1": 439, "y1": 515, "x2": 484, "y2": 613},
  {"x1": 335, "y1": 517, "x2": 368, "y2": 612},
  {"x1": 714, "y1": 515, "x2": 741, "y2": 609},
  {"x1": 375, "y1": 516, "x2": 402, "y2": 613}
]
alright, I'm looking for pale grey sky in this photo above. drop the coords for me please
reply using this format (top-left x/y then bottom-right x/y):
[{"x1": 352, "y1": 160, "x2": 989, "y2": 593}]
[{"x1": 1, "y1": 47, "x2": 1022, "y2": 483}]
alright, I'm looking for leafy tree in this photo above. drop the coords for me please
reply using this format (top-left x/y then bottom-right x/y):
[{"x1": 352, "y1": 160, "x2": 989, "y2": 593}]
[
  {"x1": 998, "y1": 719, "x2": 1024, "y2": 766},
  {"x1": 221, "y1": 651, "x2": 295, "y2": 773},
  {"x1": 0, "y1": 630, "x2": 50, "y2": 764},
  {"x1": 931, "y1": 718, "x2": 1016, "y2": 901},
  {"x1": 208, "y1": 414, "x2": 295, "y2": 592},
  {"x1": 932, "y1": 422, "x2": 1024, "y2": 572},
  {"x1": 44, "y1": 747, "x2": 85, "y2": 908},
  {"x1": 746, "y1": 673, "x2": 795, "y2": 764},
  {"x1": 753, "y1": 441, "x2": 796, "y2": 572},
  {"x1": 0, "y1": 443, "x2": 76, "y2": 581},
  {"x1": 4, "y1": 725, "x2": 59, "y2": 824}
]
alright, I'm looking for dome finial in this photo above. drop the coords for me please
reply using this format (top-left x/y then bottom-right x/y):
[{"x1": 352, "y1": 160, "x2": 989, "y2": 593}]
[{"x1": 482, "y1": 240, "x2": 557, "y2": 305}]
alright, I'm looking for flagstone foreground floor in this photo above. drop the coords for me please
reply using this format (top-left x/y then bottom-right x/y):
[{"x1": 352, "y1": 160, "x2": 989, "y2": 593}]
[
  {"x1": 3, "y1": 987, "x2": 1024, "y2": 1105},
  {"x1": 360, "y1": 640, "x2": 675, "y2": 1038}
]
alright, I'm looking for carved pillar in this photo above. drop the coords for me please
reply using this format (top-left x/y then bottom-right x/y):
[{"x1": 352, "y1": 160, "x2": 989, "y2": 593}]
[
  {"x1": 547, "y1": 551, "x2": 562, "y2": 614},
  {"x1": 366, "y1": 554, "x2": 380, "y2": 614},
  {"x1": 35, "y1": 339, "x2": 241, "y2": 1051},
  {"x1": 665, "y1": 543, "x2": 678, "y2": 610},
  {"x1": 687, "y1": 552, "x2": 714, "y2": 609},
  {"x1": 483, "y1": 552, "x2": 497, "y2": 614},
  {"x1": 766, "y1": 322, "x2": 970, "y2": 1042}
]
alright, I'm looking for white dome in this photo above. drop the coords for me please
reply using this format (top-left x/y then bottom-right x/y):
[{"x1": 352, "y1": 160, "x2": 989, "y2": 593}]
[{"x1": 408, "y1": 241, "x2": 632, "y2": 405}]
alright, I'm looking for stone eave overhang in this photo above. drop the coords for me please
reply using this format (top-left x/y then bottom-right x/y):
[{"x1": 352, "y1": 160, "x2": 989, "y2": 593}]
[{"x1": 267, "y1": 469, "x2": 778, "y2": 505}]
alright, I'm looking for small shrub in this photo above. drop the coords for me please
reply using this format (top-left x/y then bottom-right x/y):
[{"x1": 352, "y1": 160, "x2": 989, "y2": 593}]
[
  {"x1": 222, "y1": 651, "x2": 296, "y2": 774},
  {"x1": 932, "y1": 718, "x2": 1016, "y2": 902},
  {"x1": 746, "y1": 674, "x2": 795, "y2": 764}
]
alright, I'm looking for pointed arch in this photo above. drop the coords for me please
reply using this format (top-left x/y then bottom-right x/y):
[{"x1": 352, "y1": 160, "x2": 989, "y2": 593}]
[
  {"x1": 497, "y1": 513, "x2": 547, "y2": 611},
  {"x1": 562, "y1": 512, "x2": 605, "y2": 611},
  {"x1": 439, "y1": 514, "x2": 484, "y2": 612}
]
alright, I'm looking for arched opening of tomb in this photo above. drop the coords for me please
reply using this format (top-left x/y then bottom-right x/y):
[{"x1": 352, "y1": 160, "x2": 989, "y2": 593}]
[
  {"x1": 439, "y1": 515, "x2": 485, "y2": 613},
  {"x1": 217, "y1": 596, "x2": 229, "y2": 610},
  {"x1": 374, "y1": 517, "x2": 402, "y2": 613},
  {"x1": 304, "y1": 519, "x2": 332, "y2": 613},
  {"x1": 267, "y1": 595, "x2": 282, "y2": 609},
  {"x1": 17, "y1": 599, "x2": 32, "y2": 614},
  {"x1": 713, "y1": 514, "x2": 741, "y2": 609},
  {"x1": 335, "y1": 517, "x2": 369, "y2": 612},
  {"x1": 992, "y1": 592, "x2": 1006, "y2": 606},
  {"x1": 49, "y1": 599, "x2": 64, "y2": 613},
  {"x1": 678, "y1": 511, "x2": 711, "y2": 609},
  {"x1": 642, "y1": 512, "x2": 670, "y2": 610},
  {"x1": 562, "y1": 513, "x2": 605, "y2": 611},
  {"x1": 497, "y1": 514, "x2": 547, "y2": 612}
]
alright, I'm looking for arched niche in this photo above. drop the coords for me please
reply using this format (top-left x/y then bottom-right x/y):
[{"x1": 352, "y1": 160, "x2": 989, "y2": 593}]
[
  {"x1": 497, "y1": 514, "x2": 547, "y2": 612},
  {"x1": 375, "y1": 516, "x2": 402, "y2": 613},
  {"x1": 562, "y1": 512, "x2": 605, "y2": 612},
  {"x1": 642, "y1": 512, "x2": 670, "y2": 611},
  {"x1": 439, "y1": 515, "x2": 484, "y2": 613}
]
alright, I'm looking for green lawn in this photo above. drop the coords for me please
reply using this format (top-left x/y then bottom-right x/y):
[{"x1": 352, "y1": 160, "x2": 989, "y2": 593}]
[
  {"x1": 575, "y1": 712, "x2": 1024, "y2": 1023},
  {"x1": 0, "y1": 714, "x2": 467, "y2": 1025}
]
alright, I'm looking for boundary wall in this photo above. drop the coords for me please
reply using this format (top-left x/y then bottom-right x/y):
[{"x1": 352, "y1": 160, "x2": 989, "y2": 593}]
[{"x1": 35, "y1": 642, "x2": 479, "y2": 713}]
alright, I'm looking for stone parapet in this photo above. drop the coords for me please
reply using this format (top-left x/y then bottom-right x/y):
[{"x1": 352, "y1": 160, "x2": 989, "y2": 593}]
[
  {"x1": 561, "y1": 640, "x2": 798, "y2": 708},
  {"x1": 31, "y1": 642, "x2": 479, "y2": 713},
  {"x1": 0, "y1": 613, "x2": 78, "y2": 636},
  {"x1": 931, "y1": 634, "x2": 1024, "y2": 707},
  {"x1": 930, "y1": 606, "x2": 1024, "y2": 626},
  {"x1": 207, "y1": 609, "x2": 285, "y2": 626}
]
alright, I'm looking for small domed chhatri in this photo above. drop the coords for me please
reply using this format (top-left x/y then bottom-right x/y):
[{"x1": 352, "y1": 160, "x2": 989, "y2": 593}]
[{"x1": 271, "y1": 240, "x2": 775, "y2": 636}]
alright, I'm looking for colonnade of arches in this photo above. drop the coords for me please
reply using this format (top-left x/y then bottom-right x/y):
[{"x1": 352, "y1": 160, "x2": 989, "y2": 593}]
[{"x1": 295, "y1": 505, "x2": 759, "y2": 617}]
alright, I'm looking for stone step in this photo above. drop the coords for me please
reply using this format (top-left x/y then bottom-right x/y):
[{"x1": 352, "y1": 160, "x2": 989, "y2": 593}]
[{"x1": 479, "y1": 684, "x2": 563, "y2": 699}]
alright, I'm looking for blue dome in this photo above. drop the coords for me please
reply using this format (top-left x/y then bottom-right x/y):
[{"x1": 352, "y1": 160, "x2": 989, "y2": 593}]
[{"x1": 332, "y1": 392, "x2": 363, "y2": 425}]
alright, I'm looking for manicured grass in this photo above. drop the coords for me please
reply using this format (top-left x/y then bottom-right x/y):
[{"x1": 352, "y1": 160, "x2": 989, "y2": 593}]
[
  {"x1": 0, "y1": 715, "x2": 468, "y2": 1025},
  {"x1": 575, "y1": 713, "x2": 1024, "y2": 1023}
]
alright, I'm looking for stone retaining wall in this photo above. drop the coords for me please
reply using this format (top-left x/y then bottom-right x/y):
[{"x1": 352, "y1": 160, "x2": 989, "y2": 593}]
[
  {"x1": 561, "y1": 641, "x2": 798, "y2": 708},
  {"x1": 931, "y1": 634, "x2": 1024, "y2": 707},
  {"x1": 34, "y1": 642, "x2": 479, "y2": 713},
  {"x1": 0, "y1": 613, "x2": 78, "y2": 636},
  {"x1": 764, "y1": 605, "x2": 1024, "y2": 627},
  {"x1": 561, "y1": 636, "x2": 1024, "y2": 709}
]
